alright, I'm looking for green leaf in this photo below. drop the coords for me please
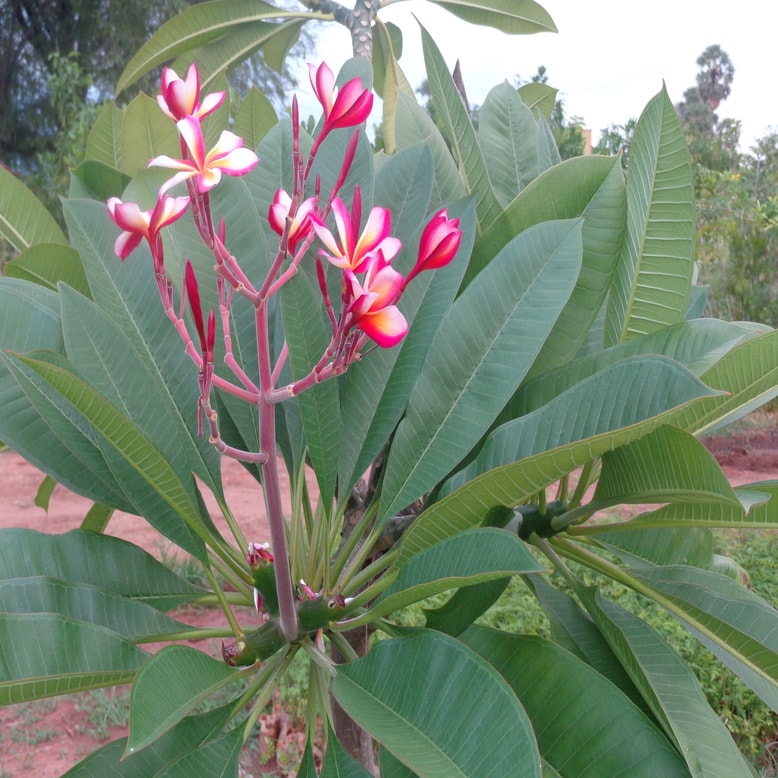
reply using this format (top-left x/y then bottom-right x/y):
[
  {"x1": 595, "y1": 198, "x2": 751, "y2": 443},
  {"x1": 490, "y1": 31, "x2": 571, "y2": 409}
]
[
  {"x1": 394, "y1": 92, "x2": 467, "y2": 210},
  {"x1": 172, "y1": 19, "x2": 307, "y2": 94},
  {"x1": 380, "y1": 219, "x2": 583, "y2": 522},
  {"x1": 671, "y1": 329, "x2": 778, "y2": 435},
  {"x1": 444, "y1": 355, "x2": 718, "y2": 494},
  {"x1": 2, "y1": 243, "x2": 89, "y2": 296},
  {"x1": 419, "y1": 24, "x2": 502, "y2": 231},
  {"x1": 593, "y1": 426, "x2": 741, "y2": 508},
  {"x1": 0, "y1": 165, "x2": 68, "y2": 252},
  {"x1": 332, "y1": 630, "x2": 540, "y2": 777},
  {"x1": 0, "y1": 528, "x2": 204, "y2": 610},
  {"x1": 517, "y1": 82, "x2": 557, "y2": 119},
  {"x1": 366, "y1": 528, "x2": 542, "y2": 620},
  {"x1": 85, "y1": 101, "x2": 124, "y2": 169},
  {"x1": 320, "y1": 728, "x2": 374, "y2": 777},
  {"x1": 513, "y1": 318, "x2": 765, "y2": 416},
  {"x1": 0, "y1": 613, "x2": 148, "y2": 704},
  {"x1": 280, "y1": 271, "x2": 340, "y2": 509},
  {"x1": 233, "y1": 86, "x2": 278, "y2": 152},
  {"x1": 127, "y1": 645, "x2": 237, "y2": 754},
  {"x1": 70, "y1": 160, "x2": 131, "y2": 202},
  {"x1": 622, "y1": 482, "x2": 778, "y2": 530},
  {"x1": 428, "y1": 0, "x2": 557, "y2": 34},
  {"x1": 121, "y1": 93, "x2": 181, "y2": 176},
  {"x1": 63, "y1": 705, "x2": 234, "y2": 776},
  {"x1": 373, "y1": 21, "x2": 414, "y2": 154},
  {"x1": 116, "y1": 0, "x2": 305, "y2": 93},
  {"x1": 529, "y1": 579, "x2": 651, "y2": 714},
  {"x1": 154, "y1": 726, "x2": 244, "y2": 777},
  {"x1": 461, "y1": 626, "x2": 689, "y2": 776},
  {"x1": 12, "y1": 352, "x2": 209, "y2": 559},
  {"x1": 424, "y1": 577, "x2": 510, "y2": 637},
  {"x1": 0, "y1": 577, "x2": 188, "y2": 640},
  {"x1": 479, "y1": 81, "x2": 543, "y2": 205},
  {"x1": 397, "y1": 391, "x2": 718, "y2": 566},
  {"x1": 606, "y1": 85, "x2": 695, "y2": 343},
  {"x1": 581, "y1": 590, "x2": 754, "y2": 777},
  {"x1": 592, "y1": 526, "x2": 713, "y2": 569},
  {"x1": 628, "y1": 565, "x2": 778, "y2": 711},
  {"x1": 467, "y1": 155, "x2": 626, "y2": 373}
]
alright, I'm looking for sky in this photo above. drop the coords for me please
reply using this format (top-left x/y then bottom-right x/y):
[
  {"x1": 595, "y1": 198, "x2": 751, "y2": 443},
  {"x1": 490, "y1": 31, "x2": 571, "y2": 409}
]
[{"x1": 295, "y1": 0, "x2": 776, "y2": 151}]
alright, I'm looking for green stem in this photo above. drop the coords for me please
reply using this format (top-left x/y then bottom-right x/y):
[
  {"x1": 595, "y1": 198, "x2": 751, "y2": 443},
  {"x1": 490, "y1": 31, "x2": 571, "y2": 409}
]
[{"x1": 134, "y1": 626, "x2": 235, "y2": 644}]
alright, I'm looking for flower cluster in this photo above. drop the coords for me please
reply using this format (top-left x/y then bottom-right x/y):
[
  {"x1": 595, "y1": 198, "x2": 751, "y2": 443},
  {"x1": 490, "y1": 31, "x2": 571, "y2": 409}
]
[{"x1": 105, "y1": 59, "x2": 462, "y2": 424}]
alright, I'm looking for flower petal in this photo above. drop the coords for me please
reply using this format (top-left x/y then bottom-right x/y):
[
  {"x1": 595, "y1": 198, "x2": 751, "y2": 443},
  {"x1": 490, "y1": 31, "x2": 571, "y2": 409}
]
[{"x1": 357, "y1": 306, "x2": 407, "y2": 348}]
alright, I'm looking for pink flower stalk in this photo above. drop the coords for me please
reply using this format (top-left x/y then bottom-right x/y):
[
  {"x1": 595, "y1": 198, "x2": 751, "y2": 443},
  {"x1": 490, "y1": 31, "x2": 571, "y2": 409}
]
[
  {"x1": 157, "y1": 64, "x2": 225, "y2": 122},
  {"x1": 404, "y1": 209, "x2": 462, "y2": 286},
  {"x1": 308, "y1": 62, "x2": 373, "y2": 143},
  {"x1": 312, "y1": 191, "x2": 401, "y2": 273},
  {"x1": 150, "y1": 117, "x2": 259, "y2": 196},
  {"x1": 106, "y1": 194, "x2": 190, "y2": 265},
  {"x1": 345, "y1": 254, "x2": 408, "y2": 348},
  {"x1": 268, "y1": 189, "x2": 316, "y2": 254}
]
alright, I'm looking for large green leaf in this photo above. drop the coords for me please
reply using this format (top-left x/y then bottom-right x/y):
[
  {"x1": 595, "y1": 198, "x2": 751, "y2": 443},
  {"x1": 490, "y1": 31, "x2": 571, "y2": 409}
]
[
  {"x1": 670, "y1": 329, "x2": 778, "y2": 435},
  {"x1": 618, "y1": 482, "x2": 778, "y2": 531},
  {"x1": 85, "y1": 101, "x2": 124, "y2": 169},
  {"x1": 593, "y1": 426, "x2": 741, "y2": 509},
  {"x1": 394, "y1": 92, "x2": 467, "y2": 211},
  {"x1": 0, "y1": 529, "x2": 203, "y2": 610},
  {"x1": 10, "y1": 352, "x2": 209, "y2": 559},
  {"x1": 233, "y1": 86, "x2": 278, "y2": 152},
  {"x1": 364, "y1": 528, "x2": 542, "y2": 620},
  {"x1": 0, "y1": 165, "x2": 68, "y2": 252},
  {"x1": 478, "y1": 81, "x2": 544, "y2": 205},
  {"x1": 466, "y1": 155, "x2": 626, "y2": 375},
  {"x1": 319, "y1": 728, "x2": 374, "y2": 778},
  {"x1": 63, "y1": 705, "x2": 235, "y2": 776},
  {"x1": 461, "y1": 626, "x2": 689, "y2": 776},
  {"x1": 419, "y1": 24, "x2": 503, "y2": 231},
  {"x1": 171, "y1": 18, "x2": 307, "y2": 94},
  {"x1": 428, "y1": 0, "x2": 556, "y2": 34},
  {"x1": 396, "y1": 391, "x2": 719, "y2": 566},
  {"x1": 529, "y1": 579, "x2": 651, "y2": 714},
  {"x1": 280, "y1": 271, "x2": 340, "y2": 509},
  {"x1": 116, "y1": 0, "x2": 303, "y2": 93},
  {"x1": 629, "y1": 565, "x2": 778, "y2": 711},
  {"x1": 0, "y1": 613, "x2": 148, "y2": 704},
  {"x1": 581, "y1": 590, "x2": 754, "y2": 777},
  {"x1": 380, "y1": 218, "x2": 583, "y2": 522},
  {"x1": 121, "y1": 93, "x2": 180, "y2": 177},
  {"x1": 332, "y1": 630, "x2": 540, "y2": 777},
  {"x1": 372, "y1": 20, "x2": 414, "y2": 154},
  {"x1": 0, "y1": 577, "x2": 188, "y2": 640},
  {"x1": 606, "y1": 85, "x2": 695, "y2": 343},
  {"x1": 3, "y1": 243, "x2": 89, "y2": 295},
  {"x1": 443, "y1": 355, "x2": 718, "y2": 494},
  {"x1": 512, "y1": 318, "x2": 766, "y2": 416},
  {"x1": 62, "y1": 198, "x2": 224, "y2": 498},
  {"x1": 127, "y1": 646, "x2": 238, "y2": 754}
]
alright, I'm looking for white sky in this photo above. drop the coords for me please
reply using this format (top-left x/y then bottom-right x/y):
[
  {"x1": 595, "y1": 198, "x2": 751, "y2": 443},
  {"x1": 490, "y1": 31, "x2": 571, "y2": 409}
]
[{"x1": 296, "y1": 0, "x2": 777, "y2": 151}]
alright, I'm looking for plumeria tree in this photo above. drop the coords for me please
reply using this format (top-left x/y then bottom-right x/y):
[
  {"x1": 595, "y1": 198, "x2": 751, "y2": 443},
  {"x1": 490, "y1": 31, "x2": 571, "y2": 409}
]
[{"x1": 1, "y1": 3, "x2": 778, "y2": 776}]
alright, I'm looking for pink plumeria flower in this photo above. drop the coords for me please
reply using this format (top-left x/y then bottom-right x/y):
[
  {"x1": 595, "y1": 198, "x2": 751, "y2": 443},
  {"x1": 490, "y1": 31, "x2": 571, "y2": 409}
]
[
  {"x1": 106, "y1": 194, "x2": 190, "y2": 261},
  {"x1": 268, "y1": 189, "x2": 316, "y2": 254},
  {"x1": 150, "y1": 117, "x2": 259, "y2": 195},
  {"x1": 308, "y1": 62, "x2": 373, "y2": 144},
  {"x1": 404, "y1": 209, "x2": 462, "y2": 286},
  {"x1": 345, "y1": 254, "x2": 408, "y2": 348},
  {"x1": 312, "y1": 195, "x2": 401, "y2": 273},
  {"x1": 157, "y1": 64, "x2": 225, "y2": 121}
]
